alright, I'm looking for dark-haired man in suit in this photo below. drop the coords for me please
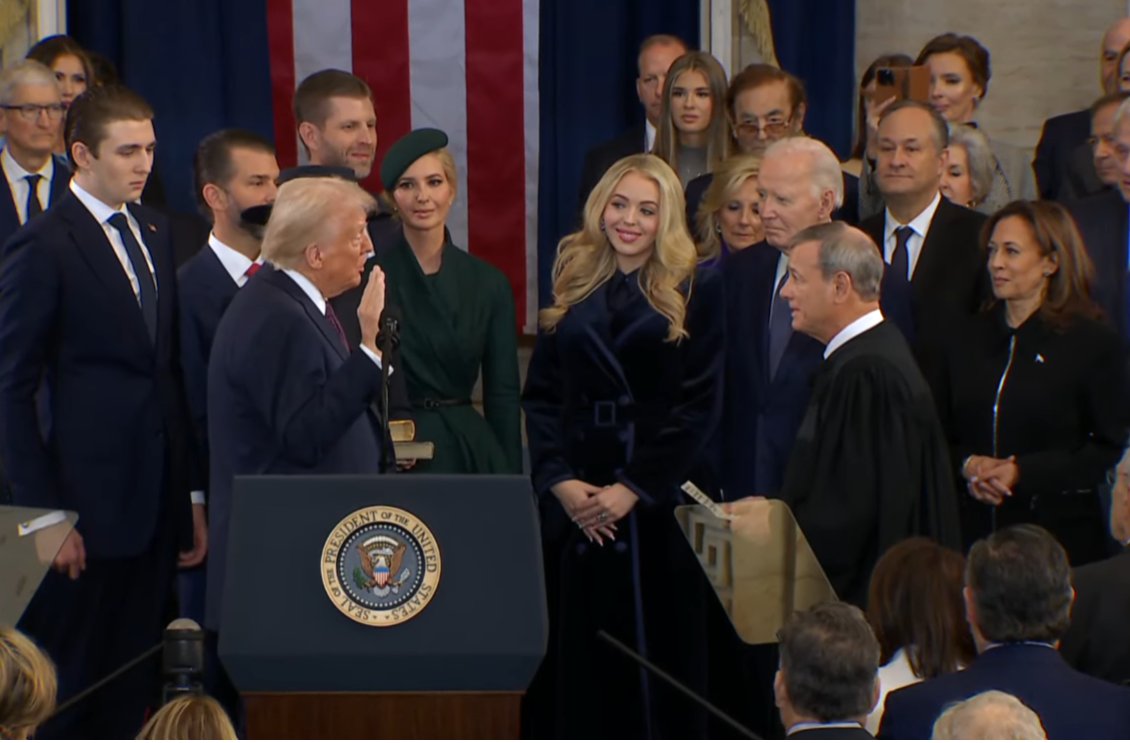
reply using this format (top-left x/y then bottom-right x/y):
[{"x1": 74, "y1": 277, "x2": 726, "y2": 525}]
[
  {"x1": 860, "y1": 100, "x2": 986, "y2": 370},
  {"x1": 576, "y1": 34, "x2": 687, "y2": 208},
  {"x1": 0, "y1": 85, "x2": 203, "y2": 739}
]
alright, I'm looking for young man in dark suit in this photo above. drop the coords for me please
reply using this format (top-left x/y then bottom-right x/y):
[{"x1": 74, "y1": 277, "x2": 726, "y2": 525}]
[
  {"x1": 1035, "y1": 17, "x2": 1130, "y2": 201},
  {"x1": 0, "y1": 60, "x2": 71, "y2": 246},
  {"x1": 860, "y1": 100, "x2": 986, "y2": 369},
  {"x1": 0, "y1": 85, "x2": 204, "y2": 739},
  {"x1": 576, "y1": 34, "x2": 687, "y2": 208},
  {"x1": 880, "y1": 525, "x2": 1130, "y2": 739},
  {"x1": 206, "y1": 176, "x2": 389, "y2": 636}
]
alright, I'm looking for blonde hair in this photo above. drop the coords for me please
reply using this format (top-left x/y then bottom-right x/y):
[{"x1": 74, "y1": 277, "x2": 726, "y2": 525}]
[
  {"x1": 695, "y1": 154, "x2": 762, "y2": 262},
  {"x1": 653, "y1": 52, "x2": 733, "y2": 177},
  {"x1": 261, "y1": 177, "x2": 376, "y2": 270},
  {"x1": 386, "y1": 147, "x2": 458, "y2": 219},
  {"x1": 0, "y1": 627, "x2": 57, "y2": 739},
  {"x1": 540, "y1": 154, "x2": 696, "y2": 342},
  {"x1": 136, "y1": 694, "x2": 237, "y2": 740}
]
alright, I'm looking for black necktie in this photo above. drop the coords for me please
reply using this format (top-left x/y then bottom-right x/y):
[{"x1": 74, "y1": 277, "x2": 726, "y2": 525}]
[
  {"x1": 24, "y1": 174, "x2": 43, "y2": 221},
  {"x1": 767, "y1": 271, "x2": 791, "y2": 379},
  {"x1": 106, "y1": 212, "x2": 157, "y2": 343},
  {"x1": 890, "y1": 225, "x2": 913, "y2": 282}
]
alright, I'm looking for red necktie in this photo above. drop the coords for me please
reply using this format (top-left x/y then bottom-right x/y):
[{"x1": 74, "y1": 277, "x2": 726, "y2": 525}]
[
  {"x1": 244, "y1": 262, "x2": 262, "y2": 278},
  {"x1": 324, "y1": 303, "x2": 350, "y2": 351}
]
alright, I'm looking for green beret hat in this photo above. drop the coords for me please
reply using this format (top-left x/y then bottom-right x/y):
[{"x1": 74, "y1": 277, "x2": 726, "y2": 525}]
[{"x1": 380, "y1": 128, "x2": 449, "y2": 191}]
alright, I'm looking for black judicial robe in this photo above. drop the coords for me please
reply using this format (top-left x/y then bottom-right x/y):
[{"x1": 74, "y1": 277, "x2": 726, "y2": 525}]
[
  {"x1": 778, "y1": 320, "x2": 959, "y2": 607},
  {"x1": 522, "y1": 267, "x2": 724, "y2": 739}
]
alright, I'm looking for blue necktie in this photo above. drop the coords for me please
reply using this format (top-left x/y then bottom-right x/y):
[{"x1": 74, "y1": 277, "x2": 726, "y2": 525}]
[
  {"x1": 890, "y1": 225, "x2": 913, "y2": 282},
  {"x1": 106, "y1": 212, "x2": 157, "y2": 343},
  {"x1": 24, "y1": 174, "x2": 43, "y2": 221},
  {"x1": 767, "y1": 271, "x2": 791, "y2": 379}
]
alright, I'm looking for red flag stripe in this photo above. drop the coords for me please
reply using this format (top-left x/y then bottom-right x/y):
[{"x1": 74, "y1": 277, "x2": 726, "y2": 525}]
[
  {"x1": 464, "y1": 0, "x2": 528, "y2": 325},
  {"x1": 350, "y1": 0, "x2": 412, "y2": 194},
  {"x1": 266, "y1": 0, "x2": 297, "y2": 169}
]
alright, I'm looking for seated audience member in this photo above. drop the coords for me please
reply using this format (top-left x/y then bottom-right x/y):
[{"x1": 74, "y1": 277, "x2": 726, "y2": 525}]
[
  {"x1": 686, "y1": 64, "x2": 859, "y2": 226},
  {"x1": 136, "y1": 694, "x2": 237, "y2": 740},
  {"x1": 1059, "y1": 447, "x2": 1130, "y2": 685},
  {"x1": 577, "y1": 34, "x2": 687, "y2": 207},
  {"x1": 930, "y1": 691, "x2": 1047, "y2": 740},
  {"x1": 879, "y1": 525, "x2": 1130, "y2": 740},
  {"x1": 653, "y1": 51, "x2": 731, "y2": 188},
  {"x1": 1035, "y1": 18, "x2": 1130, "y2": 200},
  {"x1": 933, "y1": 201, "x2": 1125, "y2": 564},
  {"x1": 1085, "y1": 92, "x2": 1129, "y2": 193},
  {"x1": 775, "y1": 602, "x2": 879, "y2": 739},
  {"x1": 693, "y1": 153, "x2": 762, "y2": 264},
  {"x1": 940, "y1": 124, "x2": 995, "y2": 213},
  {"x1": 0, "y1": 626, "x2": 57, "y2": 740},
  {"x1": 847, "y1": 53, "x2": 913, "y2": 178},
  {"x1": 864, "y1": 538, "x2": 975, "y2": 734}
]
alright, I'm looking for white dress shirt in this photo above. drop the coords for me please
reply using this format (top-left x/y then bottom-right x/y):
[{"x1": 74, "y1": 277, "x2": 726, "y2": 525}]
[
  {"x1": 865, "y1": 646, "x2": 923, "y2": 734},
  {"x1": 824, "y1": 309, "x2": 884, "y2": 359},
  {"x1": 882, "y1": 191, "x2": 942, "y2": 281},
  {"x1": 645, "y1": 120, "x2": 657, "y2": 152},
  {"x1": 208, "y1": 233, "x2": 260, "y2": 287},
  {"x1": 70, "y1": 179, "x2": 157, "y2": 305},
  {"x1": 1, "y1": 147, "x2": 55, "y2": 225}
]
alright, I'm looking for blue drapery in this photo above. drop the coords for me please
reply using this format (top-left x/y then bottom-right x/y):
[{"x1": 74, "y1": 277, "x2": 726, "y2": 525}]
[
  {"x1": 536, "y1": 0, "x2": 699, "y2": 308},
  {"x1": 69, "y1": 0, "x2": 275, "y2": 215}
]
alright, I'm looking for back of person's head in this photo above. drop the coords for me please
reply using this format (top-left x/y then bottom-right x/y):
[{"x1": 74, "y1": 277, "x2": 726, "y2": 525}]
[
  {"x1": 0, "y1": 627, "x2": 57, "y2": 740},
  {"x1": 776, "y1": 602, "x2": 880, "y2": 723},
  {"x1": 867, "y1": 537, "x2": 975, "y2": 679},
  {"x1": 931, "y1": 690, "x2": 1047, "y2": 739},
  {"x1": 136, "y1": 694, "x2": 237, "y2": 740},
  {"x1": 64, "y1": 84, "x2": 153, "y2": 166},
  {"x1": 965, "y1": 525, "x2": 1074, "y2": 645},
  {"x1": 260, "y1": 176, "x2": 376, "y2": 270},
  {"x1": 294, "y1": 68, "x2": 372, "y2": 127}
]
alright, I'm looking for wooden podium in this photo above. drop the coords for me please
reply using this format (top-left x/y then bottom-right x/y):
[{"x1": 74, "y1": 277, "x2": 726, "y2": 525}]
[{"x1": 218, "y1": 475, "x2": 547, "y2": 740}]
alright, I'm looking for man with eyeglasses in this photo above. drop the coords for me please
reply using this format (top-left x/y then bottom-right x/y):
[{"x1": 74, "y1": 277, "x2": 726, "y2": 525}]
[
  {"x1": 685, "y1": 64, "x2": 859, "y2": 229},
  {"x1": 0, "y1": 60, "x2": 70, "y2": 248},
  {"x1": 1060, "y1": 450, "x2": 1130, "y2": 686},
  {"x1": 576, "y1": 34, "x2": 687, "y2": 208},
  {"x1": 1069, "y1": 96, "x2": 1130, "y2": 341}
]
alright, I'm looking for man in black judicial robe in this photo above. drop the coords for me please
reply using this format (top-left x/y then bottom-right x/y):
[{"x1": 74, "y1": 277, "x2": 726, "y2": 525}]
[{"x1": 774, "y1": 222, "x2": 960, "y2": 607}]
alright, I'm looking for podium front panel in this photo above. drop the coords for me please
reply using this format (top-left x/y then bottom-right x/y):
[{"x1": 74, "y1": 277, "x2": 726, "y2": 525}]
[
  {"x1": 219, "y1": 475, "x2": 547, "y2": 693},
  {"x1": 0, "y1": 506, "x2": 78, "y2": 626}
]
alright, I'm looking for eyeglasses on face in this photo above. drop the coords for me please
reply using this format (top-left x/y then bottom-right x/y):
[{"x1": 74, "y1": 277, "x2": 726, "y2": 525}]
[
  {"x1": 735, "y1": 117, "x2": 791, "y2": 138},
  {"x1": 0, "y1": 103, "x2": 66, "y2": 122}
]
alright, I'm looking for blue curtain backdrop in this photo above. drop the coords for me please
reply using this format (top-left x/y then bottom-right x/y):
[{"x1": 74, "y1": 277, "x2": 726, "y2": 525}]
[
  {"x1": 536, "y1": 0, "x2": 699, "y2": 308},
  {"x1": 69, "y1": 0, "x2": 274, "y2": 216},
  {"x1": 767, "y1": 0, "x2": 856, "y2": 159}
]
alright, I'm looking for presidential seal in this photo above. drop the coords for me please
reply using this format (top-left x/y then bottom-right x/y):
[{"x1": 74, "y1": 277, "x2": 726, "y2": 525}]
[{"x1": 321, "y1": 506, "x2": 441, "y2": 627}]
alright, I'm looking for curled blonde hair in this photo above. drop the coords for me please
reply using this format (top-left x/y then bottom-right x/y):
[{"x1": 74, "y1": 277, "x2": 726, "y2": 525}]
[
  {"x1": 261, "y1": 177, "x2": 376, "y2": 270},
  {"x1": 695, "y1": 154, "x2": 762, "y2": 262},
  {"x1": 136, "y1": 694, "x2": 237, "y2": 740},
  {"x1": 0, "y1": 626, "x2": 57, "y2": 739},
  {"x1": 540, "y1": 154, "x2": 697, "y2": 342}
]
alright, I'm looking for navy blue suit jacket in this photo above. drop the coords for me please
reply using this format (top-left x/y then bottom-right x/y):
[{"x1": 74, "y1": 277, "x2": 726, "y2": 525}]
[
  {"x1": 177, "y1": 245, "x2": 239, "y2": 471},
  {"x1": 1035, "y1": 109, "x2": 1101, "y2": 202},
  {"x1": 205, "y1": 266, "x2": 385, "y2": 628},
  {"x1": 878, "y1": 644, "x2": 1130, "y2": 740},
  {"x1": 1068, "y1": 189, "x2": 1127, "y2": 337},
  {"x1": 721, "y1": 242, "x2": 823, "y2": 497},
  {"x1": 0, "y1": 154, "x2": 71, "y2": 247},
  {"x1": 0, "y1": 191, "x2": 195, "y2": 557}
]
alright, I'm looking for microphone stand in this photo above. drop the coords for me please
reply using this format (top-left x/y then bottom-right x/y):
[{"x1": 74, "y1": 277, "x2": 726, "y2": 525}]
[
  {"x1": 48, "y1": 642, "x2": 163, "y2": 721},
  {"x1": 598, "y1": 629, "x2": 760, "y2": 739},
  {"x1": 377, "y1": 313, "x2": 400, "y2": 473}
]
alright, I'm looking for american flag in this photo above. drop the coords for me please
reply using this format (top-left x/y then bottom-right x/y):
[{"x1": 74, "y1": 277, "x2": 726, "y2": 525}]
[{"x1": 266, "y1": 0, "x2": 540, "y2": 329}]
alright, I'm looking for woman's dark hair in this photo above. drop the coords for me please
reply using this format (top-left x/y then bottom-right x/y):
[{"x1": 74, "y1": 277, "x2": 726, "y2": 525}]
[
  {"x1": 981, "y1": 200, "x2": 1104, "y2": 328},
  {"x1": 25, "y1": 35, "x2": 94, "y2": 87},
  {"x1": 866, "y1": 537, "x2": 976, "y2": 679},
  {"x1": 851, "y1": 53, "x2": 913, "y2": 160},
  {"x1": 915, "y1": 33, "x2": 992, "y2": 98}
]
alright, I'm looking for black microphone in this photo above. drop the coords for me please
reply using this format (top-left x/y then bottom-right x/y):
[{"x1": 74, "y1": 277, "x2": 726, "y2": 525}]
[
  {"x1": 376, "y1": 305, "x2": 401, "y2": 473},
  {"x1": 162, "y1": 618, "x2": 205, "y2": 704},
  {"x1": 377, "y1": 305, "x2": 401, "y2": 352},
  {"x1": 597, "y1": 629, "x2": 760, "y2": 739}
]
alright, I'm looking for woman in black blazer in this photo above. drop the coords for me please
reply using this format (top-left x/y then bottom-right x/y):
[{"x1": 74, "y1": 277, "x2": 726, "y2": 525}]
[{"x1": 933, "y1": 200, "x2": 1128, "y2": 565}]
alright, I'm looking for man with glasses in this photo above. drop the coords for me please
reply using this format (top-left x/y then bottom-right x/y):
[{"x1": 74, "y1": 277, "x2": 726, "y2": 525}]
[
  {"x1": 685, "y1": 64, "x2": 859, "y2": 228},
  {"x1": 576, "y1": 34, "x2": 687, "y2": 208},
  {"x1": 0, "y1": 60, "x2": 70, "y2": 247},
  {"x1": 1061, "y1": 451, "x2": 1130, "y2": 686}
]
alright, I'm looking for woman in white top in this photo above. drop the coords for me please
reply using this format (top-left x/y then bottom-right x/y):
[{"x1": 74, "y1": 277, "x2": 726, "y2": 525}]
[{"x1": 864, "y1": 537, "x2": 975, "y2": 734}]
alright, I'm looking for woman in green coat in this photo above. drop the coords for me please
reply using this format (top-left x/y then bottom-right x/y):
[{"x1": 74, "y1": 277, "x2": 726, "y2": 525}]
[{"x1": 378, "y1": 128, "x2": 521, "y2": 474}]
